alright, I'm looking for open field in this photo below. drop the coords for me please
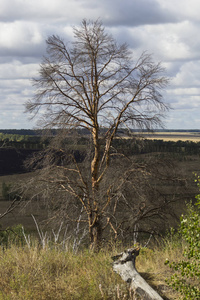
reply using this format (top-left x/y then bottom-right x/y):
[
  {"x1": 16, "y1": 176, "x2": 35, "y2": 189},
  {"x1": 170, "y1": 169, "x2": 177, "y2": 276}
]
[{"x1": 138, "y1": 131, "x2": 200, "y2": 142}]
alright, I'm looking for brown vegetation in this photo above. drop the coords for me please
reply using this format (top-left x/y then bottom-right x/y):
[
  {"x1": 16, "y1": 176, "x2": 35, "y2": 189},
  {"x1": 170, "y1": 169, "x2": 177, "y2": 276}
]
[{"x1": 0, "y1": 235, "x2": 184, "y2": 300}]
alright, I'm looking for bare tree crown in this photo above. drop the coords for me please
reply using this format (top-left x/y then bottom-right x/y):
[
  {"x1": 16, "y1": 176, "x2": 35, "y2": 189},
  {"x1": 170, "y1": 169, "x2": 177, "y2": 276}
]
[{"x1": 26, "y1": 19, "x2": 168, "y2": 133}]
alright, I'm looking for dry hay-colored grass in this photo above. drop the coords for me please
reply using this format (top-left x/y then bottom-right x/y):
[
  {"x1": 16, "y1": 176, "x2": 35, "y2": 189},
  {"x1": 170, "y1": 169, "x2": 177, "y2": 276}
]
[
  {"x1": 0, "y1": 238, "x2": 183, "y2": 300},
  {"x1": 139, "y1": 131, "x2": 200, "y2": 142},
  {"x1": 0, "y1": 244, "x2": 135, "y2": 300}
]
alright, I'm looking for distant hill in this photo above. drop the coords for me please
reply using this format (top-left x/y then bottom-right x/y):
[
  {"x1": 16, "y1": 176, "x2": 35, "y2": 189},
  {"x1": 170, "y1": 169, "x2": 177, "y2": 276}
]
[
  {"x1": 0, "y1": 128, "x2": 200, "y2": 135},
  {"x1": 0, "y1": 129, "x2": 39, "y2": 135},
  {"x1": 0, "y1": 128, "x2": 200, "y2": 136}
]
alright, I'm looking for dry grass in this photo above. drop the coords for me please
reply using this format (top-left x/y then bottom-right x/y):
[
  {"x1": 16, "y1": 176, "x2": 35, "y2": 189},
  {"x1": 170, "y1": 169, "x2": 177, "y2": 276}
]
[
  {"x1": 136, "y1": 238, "x2": 184, "y2": 300},
  {"x1": 139, "y1": 131, "x2": 200, "y2": 142},
  {"x1": 0, "y1": 236, "x2": 184, "y2": 300},
  {"x1": 0, "y1": 245, "x2": 131, "y2": 300}
]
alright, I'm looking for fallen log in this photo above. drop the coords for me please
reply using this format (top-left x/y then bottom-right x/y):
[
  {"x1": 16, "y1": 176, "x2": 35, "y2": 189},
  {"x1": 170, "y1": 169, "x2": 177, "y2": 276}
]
[{"x1": 112, "y1": 247, "x2": 163, "y2": 300}]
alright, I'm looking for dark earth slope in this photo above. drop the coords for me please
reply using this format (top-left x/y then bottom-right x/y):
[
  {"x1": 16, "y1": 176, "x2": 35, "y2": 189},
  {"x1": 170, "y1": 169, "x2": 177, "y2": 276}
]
[{"x1": 0, "y1": 148, "x2": 38, "y2": 175}]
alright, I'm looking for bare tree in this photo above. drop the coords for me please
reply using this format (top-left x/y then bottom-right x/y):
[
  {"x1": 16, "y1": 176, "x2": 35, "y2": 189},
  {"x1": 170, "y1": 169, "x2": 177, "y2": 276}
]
[{"x1": 26, "y1": 19, "x2": 169, "y2": 251}]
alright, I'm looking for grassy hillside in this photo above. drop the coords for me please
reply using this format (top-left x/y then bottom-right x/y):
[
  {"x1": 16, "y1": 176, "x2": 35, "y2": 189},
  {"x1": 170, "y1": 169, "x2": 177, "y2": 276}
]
[
  {"x1": 0, "y1": 138, "x2": 199, "y2": 232},
  {"x1": 0, "y1": 235, "x2": 183, "y2": 299},
  {"x1": 0, "y1": 132, "x2": 199, "y2": 299}
]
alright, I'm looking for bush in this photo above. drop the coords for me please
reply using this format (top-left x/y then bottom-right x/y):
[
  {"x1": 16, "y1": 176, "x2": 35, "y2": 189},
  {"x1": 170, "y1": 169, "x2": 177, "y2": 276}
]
[
  {"x1": 166, "y1": 177, "x2": 200, "y2": 299},
  {"x1": 1, "y1": 182, "x2": 22, "y2": 201},
  {"x1": 2, "y1": 182, "x2": 12, "y2": 200},
  {"x1": 0, "y1": 224, "x2": 26, "y2": 248}
]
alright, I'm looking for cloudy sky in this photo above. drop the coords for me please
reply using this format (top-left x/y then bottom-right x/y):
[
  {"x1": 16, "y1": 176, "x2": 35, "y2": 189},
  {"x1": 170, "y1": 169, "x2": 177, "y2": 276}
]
[{"x1": 0, "y1": 0, "x2": 200, "y2": 129}]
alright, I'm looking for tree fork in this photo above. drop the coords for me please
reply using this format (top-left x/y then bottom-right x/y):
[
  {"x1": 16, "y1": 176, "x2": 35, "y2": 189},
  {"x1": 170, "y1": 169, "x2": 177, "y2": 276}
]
[{"x1": 89, "y1": 213, "x2": 103, "y2": 251}]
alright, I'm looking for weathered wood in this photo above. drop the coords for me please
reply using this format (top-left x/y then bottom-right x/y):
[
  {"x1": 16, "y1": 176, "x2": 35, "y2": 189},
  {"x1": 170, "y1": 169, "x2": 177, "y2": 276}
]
[{"x1": 112, "y1": 247, "x2": 163, "y2": 300}]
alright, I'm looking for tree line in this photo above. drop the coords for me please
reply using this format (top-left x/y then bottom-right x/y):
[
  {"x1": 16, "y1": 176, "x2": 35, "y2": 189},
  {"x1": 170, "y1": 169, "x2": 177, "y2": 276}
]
[{"x1": 1, "y1": 132, "x2": 200, "y2": 155}]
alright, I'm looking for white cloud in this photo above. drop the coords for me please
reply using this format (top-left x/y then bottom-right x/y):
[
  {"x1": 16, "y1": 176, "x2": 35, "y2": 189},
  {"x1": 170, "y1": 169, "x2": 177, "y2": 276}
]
[
  {"x1": 158, "y1": 0, "x2": 200, "y2": 22},
  {"x1": 173, "y1": 61, "x2": 200, "y2": 88},
  {"x1": 0, "y1": 0, "x2": 200, "y2": 129},
  {"x1": 124, "y1": 20, "x2": 200, "y2": 63},
  {"x1": 0, "y1": 21, "x2": 44, "y2": 57},
  {"x1": 0, "y1": 0, "x2": 98, "y2": 23},
  {"x1": 165, "y1": 107, "x2": 200, "y2": 129},
  {"x1": 0, "y1": 61, "x2": 38, "y2": 79}
]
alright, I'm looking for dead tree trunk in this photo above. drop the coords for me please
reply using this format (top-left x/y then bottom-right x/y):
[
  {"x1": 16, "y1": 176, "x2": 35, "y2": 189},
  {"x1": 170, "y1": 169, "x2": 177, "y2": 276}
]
[{"x1": 112, "y1": 247, "x2": 163, "y2": 300}]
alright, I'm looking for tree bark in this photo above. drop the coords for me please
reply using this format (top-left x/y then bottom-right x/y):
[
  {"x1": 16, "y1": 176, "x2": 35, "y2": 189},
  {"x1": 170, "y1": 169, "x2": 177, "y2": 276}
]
[
  {"x1": 112, "y1": 247, "x2": 163, "y2": 300},
  {"x1": 91, "y1": 124, "x2": 100, "y2": 189},
  {"x1": 89, "y1": 216, "x2": 102, "y2": 252}
]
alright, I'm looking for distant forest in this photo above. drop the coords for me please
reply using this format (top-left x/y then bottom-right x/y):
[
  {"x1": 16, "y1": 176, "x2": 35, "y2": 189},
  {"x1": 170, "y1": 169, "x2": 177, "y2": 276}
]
[
  {"x1": 1, "y1": 130, "x2": 200, "y2": 154},
  {"x1": 1, "y1": 130, "x2": 200, "y2": 176},
  {"x1": 0, "y1": 129, "x2": 39, "y2": 135}
]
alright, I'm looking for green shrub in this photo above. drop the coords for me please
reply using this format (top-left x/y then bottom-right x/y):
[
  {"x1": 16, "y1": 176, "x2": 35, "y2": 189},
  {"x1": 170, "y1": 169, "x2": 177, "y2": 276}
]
[
  {"x1": 2, "y1": 182, "x2": 12, "y2": 200},
  {"x1": 0, "y1": 224, "x2": 26, "y2": 248},
  {"x1": 1, "y1": 182, "x2": 21, "y2": 201},
  {"x1": 166, "y1": 177, "x2": 200, "y2": 299}
]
